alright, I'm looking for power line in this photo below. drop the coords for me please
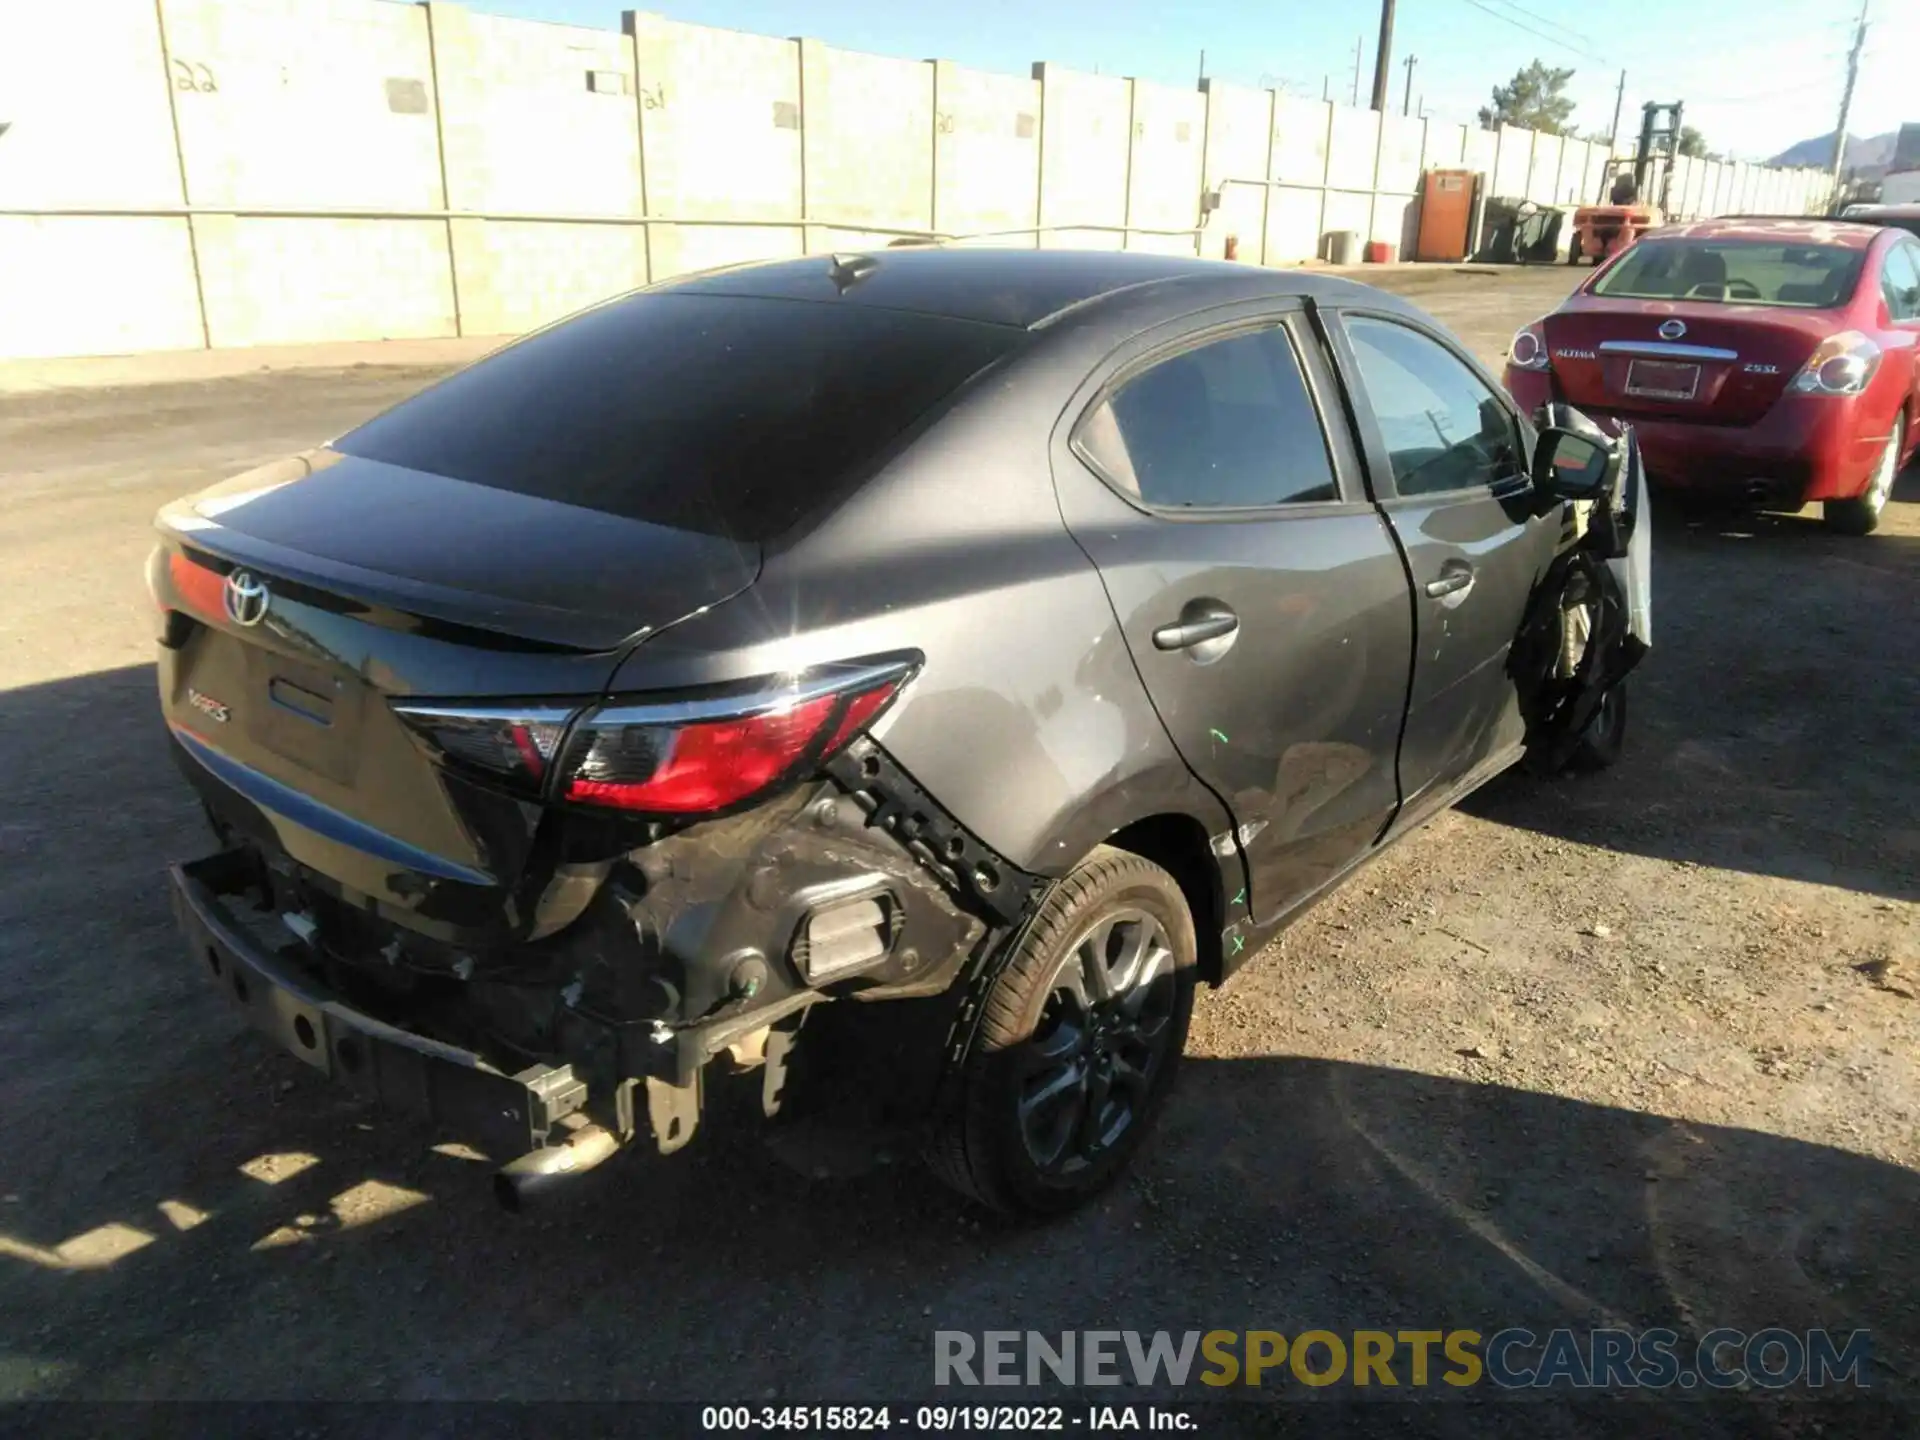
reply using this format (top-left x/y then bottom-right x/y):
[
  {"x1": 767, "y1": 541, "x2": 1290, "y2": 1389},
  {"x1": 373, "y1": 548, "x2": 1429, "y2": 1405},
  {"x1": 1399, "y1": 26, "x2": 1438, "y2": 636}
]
[
  {"x1": 1455, "y1": 0, "x2": 1610, "y2": 62},
  {"x1": 1476, "y1": 0, "x2": 1599, "y2": 48}
]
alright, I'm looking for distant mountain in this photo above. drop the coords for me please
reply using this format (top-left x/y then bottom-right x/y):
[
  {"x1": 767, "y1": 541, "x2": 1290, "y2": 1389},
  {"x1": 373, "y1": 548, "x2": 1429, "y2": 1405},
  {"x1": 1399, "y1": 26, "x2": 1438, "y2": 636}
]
[{"x1": 1766, "y1": 130, "x2": 1897, "y2": 173}]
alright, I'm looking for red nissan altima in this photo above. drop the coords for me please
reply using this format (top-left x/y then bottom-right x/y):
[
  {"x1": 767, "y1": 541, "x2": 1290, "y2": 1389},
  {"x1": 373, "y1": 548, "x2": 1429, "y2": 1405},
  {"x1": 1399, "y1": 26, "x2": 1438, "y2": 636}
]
[{"x1": 1504, "y1": 218, "x2": 1920, "y2": 534}]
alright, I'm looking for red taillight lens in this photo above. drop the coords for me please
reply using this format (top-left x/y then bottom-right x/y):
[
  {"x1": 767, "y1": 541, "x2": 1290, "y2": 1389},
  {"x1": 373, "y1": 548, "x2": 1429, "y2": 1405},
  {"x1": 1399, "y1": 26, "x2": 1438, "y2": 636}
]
[
  {"x1": 392, "y1": 657, "x2": 916, "y2": 816},
  {"x1": 565, "y1": 693, "x2": 838, "y2": 812},
  {"x1": 561, "y1": 664, "x2": 912, "y2": 815},
  {"x1": 167, "y1": 549, "x2": 227, "y2": 621}
]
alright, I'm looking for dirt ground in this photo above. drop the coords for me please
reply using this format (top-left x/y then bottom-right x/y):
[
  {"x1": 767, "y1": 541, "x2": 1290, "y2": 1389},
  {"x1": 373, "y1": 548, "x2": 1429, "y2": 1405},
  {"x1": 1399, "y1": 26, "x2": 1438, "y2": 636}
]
[{"x1": 1, "y1": 265, "x2": 1915, "y2": 1430}]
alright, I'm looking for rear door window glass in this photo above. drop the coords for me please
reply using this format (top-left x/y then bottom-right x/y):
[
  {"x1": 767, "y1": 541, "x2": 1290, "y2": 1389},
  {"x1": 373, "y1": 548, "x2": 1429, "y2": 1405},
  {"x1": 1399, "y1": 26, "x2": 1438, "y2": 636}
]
[
  {"x1": 1345, "y1": 316, "x2": 1524, "y2": 497},
  {"x1": 334, "y1": 295, "x2": 1020, "y2": 542},
  {"x1": 1077, "y1": 326, "x2": 1340, "y2": 508},
  {"x1": 1591, "y1": 239, "x2": 1866, "y2": 308}
]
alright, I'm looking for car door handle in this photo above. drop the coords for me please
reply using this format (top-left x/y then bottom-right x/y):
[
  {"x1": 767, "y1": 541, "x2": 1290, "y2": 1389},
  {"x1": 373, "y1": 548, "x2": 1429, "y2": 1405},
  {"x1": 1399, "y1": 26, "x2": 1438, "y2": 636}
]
[
  {"x1": 1424, "y1": 564, "x2": 1475, "y2": 599},
  {"x1": 1152, "y1": 612, "x2": 1240, "y2": 650}
]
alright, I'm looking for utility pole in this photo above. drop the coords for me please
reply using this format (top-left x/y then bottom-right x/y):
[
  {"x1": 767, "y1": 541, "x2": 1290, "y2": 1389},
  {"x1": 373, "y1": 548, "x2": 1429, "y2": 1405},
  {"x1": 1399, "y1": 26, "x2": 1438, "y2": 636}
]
[
  {"x1": 1401, "y1": 53, "x2": 1417, "y2": 116},
  {"x1": 1830, "y1": 0, "x2": 1869, "y2": 199},
  {"x1": 1607, "y1": 70, "x2": 1626, "y2": 149},
  {"x1": 1198, "y1": 50, "x2": 1206, "y2": 86},
  {"x1": 1369, "y1": 0, "x2": 1397, "y2": 112},
  {"x1": 1323, "y1": 74, "x2": 1331, "y2": 102},
  {"x1": 1350, "y1": 37, "x2": 1362, "y2": 107}
]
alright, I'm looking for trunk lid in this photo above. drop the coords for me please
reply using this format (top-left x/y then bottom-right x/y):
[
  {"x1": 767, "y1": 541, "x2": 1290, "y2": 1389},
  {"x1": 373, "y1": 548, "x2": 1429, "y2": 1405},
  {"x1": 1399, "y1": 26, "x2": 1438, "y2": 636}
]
[
  {"x1": 154, "y1": 450, "x2": 760, "y2": 944},
  {"x1": 1543, "y1": 300, "x2": 1831, "y2": 425},
  {"x1": 161, "y1": 448, "x2": 760, "y2": 653}
]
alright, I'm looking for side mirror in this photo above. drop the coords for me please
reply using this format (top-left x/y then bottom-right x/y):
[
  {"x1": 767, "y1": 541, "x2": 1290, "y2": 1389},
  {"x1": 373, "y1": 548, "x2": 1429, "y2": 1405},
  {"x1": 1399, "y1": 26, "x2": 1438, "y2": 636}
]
[
  {"x1": 1530, "y1": 403, "x2": 1617, "y2": 502},
  {"x1": 1534, "y1": 431, "x2": 1612, "y2": 500}
]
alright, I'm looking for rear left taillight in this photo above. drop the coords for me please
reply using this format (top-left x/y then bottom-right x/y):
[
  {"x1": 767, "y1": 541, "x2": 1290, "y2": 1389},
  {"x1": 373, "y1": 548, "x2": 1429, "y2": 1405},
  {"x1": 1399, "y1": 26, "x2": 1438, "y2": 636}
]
[
  {"x1": 393, "y1": 656, "x2": 917, "y2": 816},
  {"x1": 1508, "y1": 323, "x2": 1550, "y2": 372},
  {"x1": 1789, "y1": 331, "x2": 1882, "y2": 397}
]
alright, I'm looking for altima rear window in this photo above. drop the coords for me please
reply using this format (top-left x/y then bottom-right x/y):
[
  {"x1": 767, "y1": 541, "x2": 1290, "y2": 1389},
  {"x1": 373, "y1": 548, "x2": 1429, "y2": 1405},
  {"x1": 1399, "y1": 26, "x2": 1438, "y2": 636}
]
[
  {"x1": 1591, "y1": 240, "x2": 1866, "y2": 308},
  {"x1": 334, "y1": 294, "x2": 1019, "y2": 542}
]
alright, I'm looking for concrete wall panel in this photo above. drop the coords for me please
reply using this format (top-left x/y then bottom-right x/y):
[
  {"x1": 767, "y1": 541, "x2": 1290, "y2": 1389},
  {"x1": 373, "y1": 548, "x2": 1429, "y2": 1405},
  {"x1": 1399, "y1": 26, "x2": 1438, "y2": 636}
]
[
  {"x1": 0, "y1": 217, "x2": 203, "y2": 358},
  {"x1": 1493, "y1": 125, "x2": 1532, "y2": 197},
  {"x1": 447, "y1": 220, "x2": 647, "y2": 335},
  {"x1": 1553, "y1": 139, "x2": 1588, "y2": 205},
  {"x1": 194, "y1": 216, "x2": 455, "y2": 347},
  {"x1": 1463, "y1": 127, "x2": 1498, "y2": 183},
  {"x1": 1584, "y1": 144, "x2": 1612, "y2": 205},
  {"x1": 932, "y1": 62, "x2": 1040, "y2": 240},
  {"x1": 0, "y1": 0, "x2": 184, "y2": 207},
  {"x1": 1212, "y1": 182, "x2": 1270, "y2": 262},
  {"x1": 1526, "y1": 132, "x2": 1562, "y2": 203},
  {"x1": 1377, "y1": 114, "x2": 1423, "y2": 196},
  {"x1": 1201, "y1": 82, "x2": 1273, "y2": 189},
  {"x1": 647, "y1": 223, "x2": 804, "y2": 282},
  {"x1": 1035, "y1": 65, "x2": 1130, "y2": 247},
  {"x1": 801, "y1": 40, "x2": 932, "y2": 231},
  {"x1": 1126, "y1": 79, "x2": 1204, "y2": 245},
  {"x1": 1321, "y1": 189, "x2": 1371, "y2": 248},
  {"x1": 1271, "y1": 96, "x2": 1331, "y2": 186},
  {"x1": 1326, "y1": 106, "x2": 1380, "y2": 191},
  {"x1": 628, "y1": 14, "x2": 800, "y2": 225},
  {"x1": 432, "y1": 6, "x2": 641, "y2": 217},
  {"x1": 158, "y1": 0, "x2": 443, "y2": 210},
  {"x1": 1370, "y1": 194, "x2": 1413, "y2": 257},
  {"x1": 1422, "y1": 122, "x2": 1467, "y2": 173},
  {"x1": 1263, "y1": 186, "x2": 1322, "y2": 263}
]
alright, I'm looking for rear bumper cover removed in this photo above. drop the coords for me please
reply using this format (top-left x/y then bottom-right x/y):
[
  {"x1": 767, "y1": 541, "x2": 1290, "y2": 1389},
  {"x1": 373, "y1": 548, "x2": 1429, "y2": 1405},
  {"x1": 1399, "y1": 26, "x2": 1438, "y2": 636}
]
[{"x1": 169, "y1": 849, "x2": 591, "y2": 1159}]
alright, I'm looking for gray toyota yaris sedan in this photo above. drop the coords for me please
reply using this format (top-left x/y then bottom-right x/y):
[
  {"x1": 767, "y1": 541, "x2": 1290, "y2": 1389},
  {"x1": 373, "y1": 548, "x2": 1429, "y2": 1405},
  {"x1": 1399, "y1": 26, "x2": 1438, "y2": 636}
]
[{"x1": 151, "y1": 248, "x2": 1648, "y2": 1216}]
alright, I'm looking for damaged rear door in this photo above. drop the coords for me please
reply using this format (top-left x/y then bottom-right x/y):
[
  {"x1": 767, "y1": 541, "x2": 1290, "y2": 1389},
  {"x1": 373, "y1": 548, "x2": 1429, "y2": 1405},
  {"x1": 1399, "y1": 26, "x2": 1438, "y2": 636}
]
[
  {"x1": 1052, "y1": 301, "x2": 1414, "y2": 932},
  {"x1": 1326, "y1": 309, "x2": 1565, "y2": 820}
]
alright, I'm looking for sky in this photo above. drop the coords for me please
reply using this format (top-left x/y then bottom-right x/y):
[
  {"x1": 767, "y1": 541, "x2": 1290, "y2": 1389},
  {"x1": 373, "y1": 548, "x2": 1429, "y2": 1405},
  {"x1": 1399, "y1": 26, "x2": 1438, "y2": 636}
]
[{"x1": 475, "y1": 0, "x2": 1916, "y2": 163}]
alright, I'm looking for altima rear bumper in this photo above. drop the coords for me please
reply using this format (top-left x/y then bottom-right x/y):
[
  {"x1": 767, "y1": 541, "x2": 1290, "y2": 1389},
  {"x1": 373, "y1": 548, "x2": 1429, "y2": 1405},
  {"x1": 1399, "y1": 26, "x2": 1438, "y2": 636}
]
[
  {"x1": 1504, "y1": 371, "x2": 1884, "y2": 507},
  {"x1": 169, "y1": 849, "x2": 593, "y2": 1159}
]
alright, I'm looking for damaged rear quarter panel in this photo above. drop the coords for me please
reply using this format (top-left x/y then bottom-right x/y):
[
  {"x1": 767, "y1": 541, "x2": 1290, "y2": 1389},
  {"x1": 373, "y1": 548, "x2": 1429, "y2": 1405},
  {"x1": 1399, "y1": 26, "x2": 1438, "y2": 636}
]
[{"x1": 597, "y1": 344, "x2": 1234, "y2": 883}]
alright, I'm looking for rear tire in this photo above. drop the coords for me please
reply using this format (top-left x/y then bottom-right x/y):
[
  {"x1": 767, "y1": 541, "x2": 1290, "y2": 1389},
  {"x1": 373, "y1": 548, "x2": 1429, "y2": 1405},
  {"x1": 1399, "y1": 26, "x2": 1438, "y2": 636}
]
[
  {"x1": 925, "y1": 846, "x2": 1196, "y2": 1217},
  {"x1": 1823, "y1": 415, "x2": 1903, "y2": 536}
]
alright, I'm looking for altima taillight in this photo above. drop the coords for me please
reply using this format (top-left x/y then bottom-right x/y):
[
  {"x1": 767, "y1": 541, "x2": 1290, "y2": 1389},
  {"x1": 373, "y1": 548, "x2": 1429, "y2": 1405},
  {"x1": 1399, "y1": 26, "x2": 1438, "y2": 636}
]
[
  {"x1": 1788, "y1": 331, "x2": 1881, "y2": 397},
  {"x1": 393, "y1": 657, "x2": 917, "y2": 816},
  {"x1": 1508, "y1": 323, "x2": 1551, "y2": 372}
]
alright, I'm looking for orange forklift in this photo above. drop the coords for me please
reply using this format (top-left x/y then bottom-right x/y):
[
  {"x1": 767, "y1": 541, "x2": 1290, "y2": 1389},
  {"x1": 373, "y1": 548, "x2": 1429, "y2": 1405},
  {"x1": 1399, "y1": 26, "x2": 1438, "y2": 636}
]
[{"x1": 1570, "y1": 102, "x2": 1683, "y2": 265}]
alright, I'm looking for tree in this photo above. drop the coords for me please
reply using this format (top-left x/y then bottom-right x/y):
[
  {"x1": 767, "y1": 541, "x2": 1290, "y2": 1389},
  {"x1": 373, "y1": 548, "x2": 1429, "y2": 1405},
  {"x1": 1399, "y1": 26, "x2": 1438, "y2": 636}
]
[
  {"x1": 1676, "y1": 126, "x2": 1718, "y2": 160},
  {"x1": 1477, "y1": 61, "x2": 1577, "y2": 135}
]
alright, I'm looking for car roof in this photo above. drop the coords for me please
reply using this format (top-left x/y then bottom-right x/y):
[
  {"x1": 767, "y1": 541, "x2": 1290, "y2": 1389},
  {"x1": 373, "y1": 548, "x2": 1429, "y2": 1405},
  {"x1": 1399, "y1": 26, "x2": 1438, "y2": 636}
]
[
  {"x1": 648, "y1": 246, "x2": 1405, "y2": 329},
  {"x1": 1655, "y1": 217, "x2": 1883, "y2": 249}
]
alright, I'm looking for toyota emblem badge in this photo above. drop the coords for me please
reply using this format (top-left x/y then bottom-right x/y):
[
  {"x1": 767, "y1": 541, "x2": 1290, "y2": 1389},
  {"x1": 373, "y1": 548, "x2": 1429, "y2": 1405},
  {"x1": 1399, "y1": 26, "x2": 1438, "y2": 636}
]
[{"x1": 223, "y1": 569, "x2": 270, "y2": 627}]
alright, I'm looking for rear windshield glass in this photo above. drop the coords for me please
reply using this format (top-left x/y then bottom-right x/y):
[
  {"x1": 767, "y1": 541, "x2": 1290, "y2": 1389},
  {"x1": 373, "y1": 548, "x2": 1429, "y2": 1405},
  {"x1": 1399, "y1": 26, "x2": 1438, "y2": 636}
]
[
  {"x1": 1591, "y1": 239, "x2": 1865, "y2": 308},
  {"x1": 335, "y1": 294, "x2": 1020, "y2": 542}
]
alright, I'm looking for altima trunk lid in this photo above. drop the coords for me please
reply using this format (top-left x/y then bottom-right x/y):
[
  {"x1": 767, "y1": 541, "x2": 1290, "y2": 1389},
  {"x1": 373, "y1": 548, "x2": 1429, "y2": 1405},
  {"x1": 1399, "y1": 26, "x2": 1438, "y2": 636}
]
[{"x1": 1543, "y1": 300, "x2": 1831, "y2": 426}]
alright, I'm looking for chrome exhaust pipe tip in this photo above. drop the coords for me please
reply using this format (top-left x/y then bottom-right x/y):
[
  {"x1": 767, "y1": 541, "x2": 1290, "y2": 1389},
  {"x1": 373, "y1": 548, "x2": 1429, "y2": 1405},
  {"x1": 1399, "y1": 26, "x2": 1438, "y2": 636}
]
[{"x1": 493, "y1": 1124, "x2": 621, "y2": 1213}]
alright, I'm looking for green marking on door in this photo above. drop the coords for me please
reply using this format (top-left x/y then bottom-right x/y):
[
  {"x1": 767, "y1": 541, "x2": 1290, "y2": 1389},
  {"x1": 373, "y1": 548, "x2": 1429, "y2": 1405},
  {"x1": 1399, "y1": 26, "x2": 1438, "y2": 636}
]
[{"x1": 1209, "y1": 728, "x2": 1230, "y2": 745}]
